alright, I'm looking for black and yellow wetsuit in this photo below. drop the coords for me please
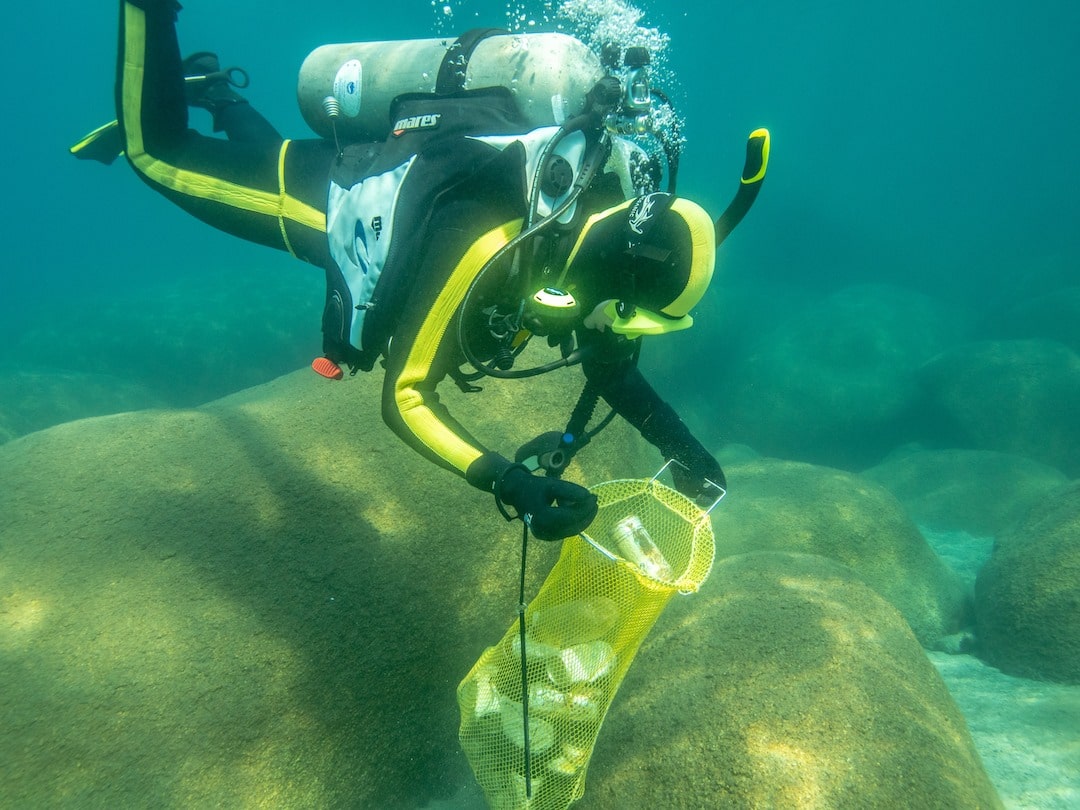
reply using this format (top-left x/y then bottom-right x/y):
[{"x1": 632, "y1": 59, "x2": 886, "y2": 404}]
[{"x1": 116, "y1": 0, "x2": 724, "y2": 503}]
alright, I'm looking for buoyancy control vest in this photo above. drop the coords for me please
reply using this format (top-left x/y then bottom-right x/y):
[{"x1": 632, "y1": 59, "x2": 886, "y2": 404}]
[
  {"x1": 318, "y1": 93, "x2": 648, "y2": 371},
  {"x1": 319, "y1": 89, "x2": 533, "y2": 371},
  {"x1": 311, "y1": 30, "x2": 653, "y2": 373}
]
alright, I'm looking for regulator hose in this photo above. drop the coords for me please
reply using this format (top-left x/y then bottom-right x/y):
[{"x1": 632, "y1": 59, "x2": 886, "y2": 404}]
[{"x1": 457, "y1": 129, "x2": 612, "y2": 380}]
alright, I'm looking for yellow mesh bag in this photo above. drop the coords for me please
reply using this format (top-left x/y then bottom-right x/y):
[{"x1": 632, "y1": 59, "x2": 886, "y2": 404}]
[{"x1": 458, "y1": 476, "x2": 716, "y2": 809}]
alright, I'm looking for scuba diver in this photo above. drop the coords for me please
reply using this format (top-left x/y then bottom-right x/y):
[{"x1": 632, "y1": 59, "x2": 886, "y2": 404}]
[{"x1": 82, "y1": 0, "x2": 768, "y2": 541}]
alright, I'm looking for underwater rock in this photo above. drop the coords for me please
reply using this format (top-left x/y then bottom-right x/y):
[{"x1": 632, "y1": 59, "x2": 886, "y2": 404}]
[
  {"x1": 641, "y1": 278, "x2": 807, "y2": 402},
  {"x1": 0, "y1": 365, "x2": 657, "y2": 808},
  {"x1": 994, "y1": 285, "x2": 1080, "y2": 354},
  {"x1": 709, "y1": 457, "x2": 969, "y2": 647},
  {"x1": 863, "y1": 447, "x2": 1068, "y2": 537},
  {"x1": 918, "y1": 339, "x2": 1080, "y2": 477},
  {"x1": 720, "y1": 283, "x2": 965, "y2": 470},
  {"x1": 586, "y1": 552, "x2": 1003, "y2": 809},
  {"x1": 974, "y1": 480, "x2": 1080, "y2": 684},
  {"x1": 714, "y1": 441, "x2": 761, "y2": 468},
  {"x1": 9, "y1": 269, "x2": 322, "y2": 410},
  {"x1": 0, "y1": 367, "x2": 165, "y2": 444}
]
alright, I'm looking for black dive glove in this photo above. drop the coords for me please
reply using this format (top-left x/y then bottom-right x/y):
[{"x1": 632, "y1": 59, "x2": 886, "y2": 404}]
[
  {"x1": 632, "y1": 397, "x2": 725, "y2": 508},
  {"x1": 496, "y1": 465, "x2": 598, "y2": 541}
]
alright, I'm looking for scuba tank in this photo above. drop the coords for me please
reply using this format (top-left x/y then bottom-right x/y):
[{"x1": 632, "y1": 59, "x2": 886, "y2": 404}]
[{"x1": 297, "y1": 33, "x2": 605, "y2": 142}]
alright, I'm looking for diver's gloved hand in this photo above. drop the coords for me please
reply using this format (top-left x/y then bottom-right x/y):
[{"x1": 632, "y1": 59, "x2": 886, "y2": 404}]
[
  {"x1": 635, "y1": 399, "x2": 726, "y2": 508},
  {"x1": 515, "y1": 431, "x2": 575, "y2": 476},
  {"x1": 496, "y1": 465, "x2": 598, "y2": 541},
  {"x1": 671, "y1": 448, "x2": 727, "y2": 508}
]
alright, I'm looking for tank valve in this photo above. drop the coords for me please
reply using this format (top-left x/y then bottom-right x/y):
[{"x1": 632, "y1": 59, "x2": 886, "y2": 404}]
[{"x1": 322, "y1": 95, "x2": 343, "y2": 157}]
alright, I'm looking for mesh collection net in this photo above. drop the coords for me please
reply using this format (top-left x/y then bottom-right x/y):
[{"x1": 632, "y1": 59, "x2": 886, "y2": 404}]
[{"x1": 458, "y1": 476, "x2": 716, "y2": 809}]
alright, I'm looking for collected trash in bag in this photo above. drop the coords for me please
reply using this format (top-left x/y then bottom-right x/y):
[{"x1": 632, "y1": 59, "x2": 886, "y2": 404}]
[{"x1": 458, "y1": 473, "x2": 717, "y2": 809}]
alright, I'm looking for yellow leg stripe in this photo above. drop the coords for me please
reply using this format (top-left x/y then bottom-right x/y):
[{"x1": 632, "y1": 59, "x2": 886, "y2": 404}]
[
  {"x1": 395, "y1": 220, "x2": 523, "y2": 473},
  {"x1": 277, "y1": 140, "x2": 298, "y2": 257},
  {"x1": 122, "y1": 5, "x2": 325, "y2": 237},
  {"x1": 121, "y1": 5, "x2": 149, "y2": 156}
]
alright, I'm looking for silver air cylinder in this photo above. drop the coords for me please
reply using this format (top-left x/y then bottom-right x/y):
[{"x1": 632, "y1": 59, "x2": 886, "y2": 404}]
[{"x1": 297, "y1": 33, "x2": 604, "y2": 142}]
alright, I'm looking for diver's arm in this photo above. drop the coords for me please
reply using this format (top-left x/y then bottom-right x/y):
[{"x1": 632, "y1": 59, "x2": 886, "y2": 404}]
[
  {"x1": 379, "y1": 217, "x2": 523, "y2": 487},
  {"x1": 381, "y1": 325, "x2": 599, "y2": 540},
  {"x1": 377, "y1": 212, "x2": 596, "y2": 539},
  {"x1": 342, "y1": 124, "x2": 601, "y2": 537},
  {"x1": 116, "y1": 0, "x2": 331, "y2": 264},
  {"x1": 584, "y1": 348, "x2": 726, "y2": 498}
]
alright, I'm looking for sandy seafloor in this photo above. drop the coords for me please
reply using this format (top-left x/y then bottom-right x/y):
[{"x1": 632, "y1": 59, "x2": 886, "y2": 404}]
[
  {"x1": 930, "y1": 651, "x2": 1080, "y2": 810},
  {"x1": 918, "y1": 527, "x2": 1079, "y2": 810}
]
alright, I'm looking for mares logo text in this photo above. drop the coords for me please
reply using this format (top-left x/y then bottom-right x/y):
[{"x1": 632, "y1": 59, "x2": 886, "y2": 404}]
[{"x1": 392, "y1": 113, "x2": 442, "y2": 137}]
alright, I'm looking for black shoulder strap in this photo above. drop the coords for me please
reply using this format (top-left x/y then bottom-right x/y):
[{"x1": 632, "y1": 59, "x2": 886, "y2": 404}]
[{"x1": 436, "y1": 28, "x2": 509, "y2": 94}]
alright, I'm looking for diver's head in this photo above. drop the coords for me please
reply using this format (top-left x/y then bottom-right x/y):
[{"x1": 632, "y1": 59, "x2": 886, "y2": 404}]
[{"x1": 560, "y1": 192, "x2": 716, "y2": 337}]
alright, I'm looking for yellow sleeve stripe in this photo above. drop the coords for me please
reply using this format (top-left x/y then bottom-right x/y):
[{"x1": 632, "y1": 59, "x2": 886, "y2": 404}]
[
  {"x1": 121, "y1": 5, "x2": 325, "y2": 239},
  {"x1": 394, "y1": 219, "x2": 523, "y2": 474}
]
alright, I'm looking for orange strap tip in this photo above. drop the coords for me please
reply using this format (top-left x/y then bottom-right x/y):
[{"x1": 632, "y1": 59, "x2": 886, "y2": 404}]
[{"x1": 311, "y1": 357, "x2": 344, "y2": 380}]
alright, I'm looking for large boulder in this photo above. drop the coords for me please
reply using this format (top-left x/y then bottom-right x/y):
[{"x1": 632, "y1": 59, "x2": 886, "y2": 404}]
[
  {"x1": 994, "y1": 286, "x2": 1080, "y2": 354},
  {"x1": 710, "y1": 458, "x2": 969, "y2": 646},
  {"x1": 862, "y1": 447, "x2": 1068, "y2": 537},
  {"x1": 640, "y1": 278, "x2": 809, "y2": 405},
  {"x1": 918, "y1": 339, "x2": 1080, "y2": 477},
  {"x1": 0, "y1": 368, "x2": 165, "y2": 445},
  {"x1": 585, "y1": 552, "x2": 1002, "y2": 809},
  {"x1": 8, "y1": 270, "x2": 323, "y2": 409},
  {"x1": 1, "y1": 363, "x2": 1012, "y2": 807},
  {"x1": 718, "y1": 283, "x2": 965, "y2": 469},
  {"x1": 0, "y1": 365, "x2": 657, "y2": 808},
  {"x1": 974, "y1": 481, "x2": 1080, "y2": 684}
]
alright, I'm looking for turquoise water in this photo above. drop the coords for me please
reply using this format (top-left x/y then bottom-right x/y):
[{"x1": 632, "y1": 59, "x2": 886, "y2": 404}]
[
  {"x1": 1, "y1": 1, "x2": 1078, "y2": 807},
  {"x1": 3, "y1": 0, "x2": 1077, "y2": 417}
]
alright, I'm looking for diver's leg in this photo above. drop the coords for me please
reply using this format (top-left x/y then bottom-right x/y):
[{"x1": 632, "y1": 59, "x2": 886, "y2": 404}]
[
  {"x1": 117, "y1": 0, "x2": 187, "y2": 153},
  {"x1": 116, "y1": 0, "x2": 296, "y2": 251},
  {"x1": 182, "y1": 51, "x2": 283, "y2": 142},
  {"x1": 212, "y1": 98, "x2": 282, "y2": 143}
]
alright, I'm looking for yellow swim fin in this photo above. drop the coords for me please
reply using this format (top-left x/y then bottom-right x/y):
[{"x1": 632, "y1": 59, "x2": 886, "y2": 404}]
[{"x1": 70, "y1": 120, "x2": 124, "y2": 165}]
